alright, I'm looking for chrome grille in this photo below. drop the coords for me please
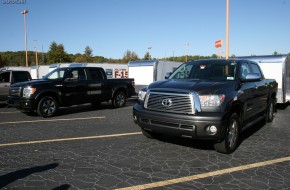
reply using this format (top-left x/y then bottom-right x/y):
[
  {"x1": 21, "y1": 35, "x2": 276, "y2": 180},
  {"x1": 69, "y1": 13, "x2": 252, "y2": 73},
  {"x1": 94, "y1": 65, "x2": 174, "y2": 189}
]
[
  {"x1": 9, "y1": 86, "x2": 21, "y2": 97},
  {"x1": 144, "y1": 92, "x2": 195, "y2": 114}
]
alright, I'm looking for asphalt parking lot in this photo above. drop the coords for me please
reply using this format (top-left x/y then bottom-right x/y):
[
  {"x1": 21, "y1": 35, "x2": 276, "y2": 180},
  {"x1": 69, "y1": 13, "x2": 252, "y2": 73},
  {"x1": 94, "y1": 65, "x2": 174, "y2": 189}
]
[{"x1": 0, "y1": 99, "x2": 290, "y2": 190}]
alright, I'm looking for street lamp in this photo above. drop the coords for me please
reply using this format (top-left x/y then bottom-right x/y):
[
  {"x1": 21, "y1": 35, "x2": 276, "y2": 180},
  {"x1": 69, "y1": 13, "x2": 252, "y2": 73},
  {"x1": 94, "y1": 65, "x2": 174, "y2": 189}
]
[
  {"x1": 148, "y1": 47, "x2": 152, "y2": 60},
  {"x1": 21, "y1": 10, "x2": 29, "y2": 67}
]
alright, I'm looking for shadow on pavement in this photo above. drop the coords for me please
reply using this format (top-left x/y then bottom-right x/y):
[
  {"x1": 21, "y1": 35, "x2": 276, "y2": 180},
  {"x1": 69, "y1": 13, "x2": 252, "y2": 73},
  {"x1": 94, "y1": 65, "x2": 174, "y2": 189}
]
[
  {"x1": 52, "y1": 184, "x2": 71, "y2": 190},
  {"x1": 0, "y1": 163, "x2": 59, "y2": 188}
]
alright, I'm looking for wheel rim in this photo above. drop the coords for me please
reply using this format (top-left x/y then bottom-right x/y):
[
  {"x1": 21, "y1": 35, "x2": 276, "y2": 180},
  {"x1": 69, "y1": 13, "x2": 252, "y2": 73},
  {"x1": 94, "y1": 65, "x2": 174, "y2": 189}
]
[
  {"x1": 227, "y1": 119, "x2": 238, "y2": 149},
  {"x1": 42, "y1": 99, "x2": 55, "y2": 115},
  {"x1": 116, "y1": 93, "x2": 125, "y2": 106}
]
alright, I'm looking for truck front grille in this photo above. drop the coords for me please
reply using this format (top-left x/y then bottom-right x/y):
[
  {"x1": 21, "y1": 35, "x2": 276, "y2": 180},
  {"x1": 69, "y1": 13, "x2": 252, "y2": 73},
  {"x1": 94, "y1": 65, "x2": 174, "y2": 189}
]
[
  {"x1": 144, "y1": 92, "x2": 195, "y2": 114},
  {"x1": 9, "y1": 86, "x2": 21, "y2": 97}
]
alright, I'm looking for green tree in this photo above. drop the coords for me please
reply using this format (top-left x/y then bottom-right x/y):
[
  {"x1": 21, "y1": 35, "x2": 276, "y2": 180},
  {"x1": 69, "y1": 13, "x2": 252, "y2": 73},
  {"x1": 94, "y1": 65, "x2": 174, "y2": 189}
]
[
  {"x1": 143, "y1": 52, "x2": 150, "y2": 60},
  {"x1": 47, "y1": 41, "x2": 71, "y2": 63},
  {"x1": 0, "y1": 54, "x2": 5, "y2": 67},
  {"x1": 84, "y1": 46, "x2": 93, "y2": 58},
  {"x1": 122, "y1": 50, "x2": 139, "y2": 63},
  {"x1": 273, "y1": 51, "x2": 279, "y2": 55}
]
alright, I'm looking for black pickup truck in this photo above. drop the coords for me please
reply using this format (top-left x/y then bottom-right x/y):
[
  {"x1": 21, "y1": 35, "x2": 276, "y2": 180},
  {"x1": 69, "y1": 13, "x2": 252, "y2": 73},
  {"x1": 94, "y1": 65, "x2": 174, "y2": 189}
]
[
  {"x1": 8, "y1": 66, "x2": 135, "y2": 117},
  {"x1": 133, "y1": 59, "x2": 278, "y2": 154}
]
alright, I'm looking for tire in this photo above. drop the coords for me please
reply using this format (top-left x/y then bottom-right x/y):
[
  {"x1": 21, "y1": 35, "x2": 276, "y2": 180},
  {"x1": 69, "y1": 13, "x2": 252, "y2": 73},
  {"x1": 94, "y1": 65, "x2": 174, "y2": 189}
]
[
  {"x1": 141, "y1": 128, "x2": 155, "y2": 139},
  {"x1": 265, "y1": 98, "x2": 275, "y2": 122},
  {"x1": 112, "y1": 91, "x2": 126, "y2": 108},
  {"x1": 214, "y1": 113, "x2": 240, "y2": 154},
  {"x1": 37, "y1": 96, "x2": 58, "y2": 117}
]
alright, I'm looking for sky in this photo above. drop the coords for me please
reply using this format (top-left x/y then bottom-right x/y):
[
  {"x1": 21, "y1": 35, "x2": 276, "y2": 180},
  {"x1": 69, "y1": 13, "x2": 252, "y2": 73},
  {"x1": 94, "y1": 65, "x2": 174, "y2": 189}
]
[{"x1": 0, "y1": 0, "x2": 289, "y2": 59}]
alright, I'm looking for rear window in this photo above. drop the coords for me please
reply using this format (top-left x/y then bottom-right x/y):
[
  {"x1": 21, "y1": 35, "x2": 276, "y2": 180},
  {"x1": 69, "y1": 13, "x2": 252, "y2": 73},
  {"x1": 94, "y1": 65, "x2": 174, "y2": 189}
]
[{"x1": 12, "y1": 72, "x2": 31, "y2": 83}]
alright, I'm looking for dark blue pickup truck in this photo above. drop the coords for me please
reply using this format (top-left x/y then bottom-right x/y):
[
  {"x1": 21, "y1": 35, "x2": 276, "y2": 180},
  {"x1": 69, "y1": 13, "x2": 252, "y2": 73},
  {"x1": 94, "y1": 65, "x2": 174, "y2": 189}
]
[
  {"x1": 133, "y1": 59, "x2": 278, "y2": 154},
  {"x1": 8, "y1": 66, "x2": 135, "y2": 117}
]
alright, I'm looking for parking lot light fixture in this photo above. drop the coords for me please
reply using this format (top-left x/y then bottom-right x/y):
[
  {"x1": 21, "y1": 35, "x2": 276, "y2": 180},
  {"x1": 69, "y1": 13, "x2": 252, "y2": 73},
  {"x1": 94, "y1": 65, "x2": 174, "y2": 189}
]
[{"x1": 21, "y1": 10, "x2": 29, "y2": 67}]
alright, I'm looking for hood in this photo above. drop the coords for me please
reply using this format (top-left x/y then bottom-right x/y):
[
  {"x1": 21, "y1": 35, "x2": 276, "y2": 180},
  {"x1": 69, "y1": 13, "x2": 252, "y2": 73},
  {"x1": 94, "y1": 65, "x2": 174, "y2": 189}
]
[
  {"x1": 148, "y1": 79, "x2": 237, "y2": 94},
  {"x1": 11, "y1": 79, "x2": 57, "y2": 87}
]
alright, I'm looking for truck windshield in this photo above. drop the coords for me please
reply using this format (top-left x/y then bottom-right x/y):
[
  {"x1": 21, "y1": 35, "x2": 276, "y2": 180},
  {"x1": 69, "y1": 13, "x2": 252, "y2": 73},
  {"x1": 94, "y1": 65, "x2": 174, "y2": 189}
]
[
  {"x1": 169, "y1": 60, "x2": 237, "y2": 81},
  {"x1": 43, "y1": 68, "x2": 66, "y2": 80}
]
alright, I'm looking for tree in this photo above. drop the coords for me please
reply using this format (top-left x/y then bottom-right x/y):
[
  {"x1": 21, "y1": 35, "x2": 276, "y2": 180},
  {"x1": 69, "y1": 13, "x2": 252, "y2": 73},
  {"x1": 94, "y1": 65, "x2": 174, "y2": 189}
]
[
  {"x1": 122, "y1": 50, "x2": 139, "y2": 63},
  {"x1": 84, "y1": 46, "x2": 93, "y2": 58},
  {"x1": 0, "y1": 54, "x2": 5, "y2": 67},
  {"x1": 143, "y1": 52, "x2": 150, "y2": 60},
  {"x1": 47, "y1": 41, "x2": 71, "y2": 63},
  {"x1": 273, "y1": 51, "x2": 279, "y2": 55}
]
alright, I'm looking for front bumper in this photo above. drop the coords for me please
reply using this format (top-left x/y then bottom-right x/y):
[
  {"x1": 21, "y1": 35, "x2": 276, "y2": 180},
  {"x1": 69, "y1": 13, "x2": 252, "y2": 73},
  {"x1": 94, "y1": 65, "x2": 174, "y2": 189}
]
[
  {"x1": 8, "y1": 96, "x2": 37, "y2": 112},
  {"x1": 133, "y1": 103, "x2": 228, "y2": 140}
]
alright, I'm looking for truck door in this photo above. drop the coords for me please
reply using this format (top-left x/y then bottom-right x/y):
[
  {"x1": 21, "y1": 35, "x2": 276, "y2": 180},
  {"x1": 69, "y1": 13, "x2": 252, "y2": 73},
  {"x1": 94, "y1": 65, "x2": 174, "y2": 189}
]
[
  {"x1": 62, "y1": 68, "x2": 87, "y2": 105},
  {"x1": 239, "y1": 62, "x2": 260, "y2": 122},
  {"x1": 86, "y1": 68, "x2": 111, "y2": 102},
  {"x1": 0, "y1": 71, "x2": 11, "y2": 101},
  {"x1": 249, "y1": 62, "x2": 268, "y2": 113}
]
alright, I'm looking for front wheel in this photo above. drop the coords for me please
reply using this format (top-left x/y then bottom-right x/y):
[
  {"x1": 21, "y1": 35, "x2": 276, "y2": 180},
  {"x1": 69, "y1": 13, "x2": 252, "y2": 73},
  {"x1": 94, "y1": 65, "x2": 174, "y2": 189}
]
[
  {"x1": 37, "y1": 96, "x2": 58, "y2": 117},
  {"x1": 112, "y1": 91, "x2": 126, "y2": 108},
  {"x1": 214, "y1": 113, "x2": 240, "y2": 154}
]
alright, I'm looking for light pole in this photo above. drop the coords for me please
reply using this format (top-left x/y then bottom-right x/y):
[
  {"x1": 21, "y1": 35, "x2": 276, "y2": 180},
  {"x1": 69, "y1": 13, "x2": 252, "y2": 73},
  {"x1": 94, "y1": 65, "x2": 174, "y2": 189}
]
[
  {"x1": 34, "y1": 40, "x2": 38, "y2": 67},
  {"x1": 148, "y1": 47, "x2": 152, "y2": 60},
  {"x1": 226, "y1": 0, "x2": 229, "y2": 59},
  {"x1": 184, "y1": 42, "x2": 189, "y2": 62},
  {"x1": 21, "y1": 10, "x2": 29, "y2": 67}
]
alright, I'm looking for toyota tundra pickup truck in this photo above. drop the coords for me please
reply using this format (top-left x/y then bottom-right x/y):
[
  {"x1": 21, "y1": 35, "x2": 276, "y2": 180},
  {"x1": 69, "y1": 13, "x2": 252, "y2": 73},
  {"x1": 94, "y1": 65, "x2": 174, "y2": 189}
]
[
  {"x1": 8, "y1": 66, "x2": 135, "y2": 117},
  {"x1": 133, "y1": 59, "x2": 278, "y2": 154}
]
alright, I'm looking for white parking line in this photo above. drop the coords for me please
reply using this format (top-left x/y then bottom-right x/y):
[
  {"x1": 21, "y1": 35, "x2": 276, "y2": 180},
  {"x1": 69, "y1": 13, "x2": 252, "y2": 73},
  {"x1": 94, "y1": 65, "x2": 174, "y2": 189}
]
[
  {"x1": 116, "y1": 156, "x2": 290, "y2": 190},
  {"x1": 0, "y1": 116, "x2": 106, "y2": 125},
  {"x1": 0, "y1": 132, "x2": 142, "y2": 147},
  {"x1": 0, "y1": 111, "x2": 20, "y2": 114}
]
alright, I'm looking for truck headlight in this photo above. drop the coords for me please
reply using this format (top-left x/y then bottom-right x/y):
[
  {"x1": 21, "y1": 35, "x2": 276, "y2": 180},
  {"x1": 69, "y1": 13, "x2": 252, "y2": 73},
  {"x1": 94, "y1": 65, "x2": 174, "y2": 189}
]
[
  {"x1": 23, "y1": 87, "x2": 36, "y2": 98},
  {"x1": 138, "y1": 90, "x2": 147, "y2": 101},
  {"x1": 199, "y1": 94, "x2": 225, "y2": 107}
]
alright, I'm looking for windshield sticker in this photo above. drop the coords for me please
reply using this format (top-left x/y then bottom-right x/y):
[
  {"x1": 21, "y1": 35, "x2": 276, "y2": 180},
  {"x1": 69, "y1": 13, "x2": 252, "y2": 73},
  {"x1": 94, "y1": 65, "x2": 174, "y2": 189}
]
[
  {"x1": 227, "y1": 77, "x2": 234, "y2": 80},
  {"x1": 200, "y1": 65, "x2": 206, "y2": 69}
]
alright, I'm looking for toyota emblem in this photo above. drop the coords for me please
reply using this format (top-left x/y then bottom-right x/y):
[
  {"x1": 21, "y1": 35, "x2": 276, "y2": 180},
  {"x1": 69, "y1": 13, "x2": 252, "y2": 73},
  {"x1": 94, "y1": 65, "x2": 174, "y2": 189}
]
[{"x1": 161, "y1": 98, "x2": 172, "y2": 107}]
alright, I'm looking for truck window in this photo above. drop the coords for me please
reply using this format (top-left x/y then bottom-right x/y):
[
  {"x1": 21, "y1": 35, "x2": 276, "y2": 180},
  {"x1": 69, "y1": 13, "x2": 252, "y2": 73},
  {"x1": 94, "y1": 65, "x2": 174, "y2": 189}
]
[
  {"x1": 170, "y1": 61, "x2": 237, "y2": 81},
  {"x1": 249, "y1": 63, "x2": 262, "y2": 76},
  {"x1": 87, "y1": 68, "x2": 104, "y2": 80},
  {"x1": 66, "y1": 69, "x2": 86, "y2": 81},
  {"x1": 0, "y1": 72, "x2": 10, "y2": 82},
  {"x1": 240, "y1": 62, "x2": 251, "y2": 79},
  {"x1": 12, "y1": 72, "x2": 30, "y2": 83}
]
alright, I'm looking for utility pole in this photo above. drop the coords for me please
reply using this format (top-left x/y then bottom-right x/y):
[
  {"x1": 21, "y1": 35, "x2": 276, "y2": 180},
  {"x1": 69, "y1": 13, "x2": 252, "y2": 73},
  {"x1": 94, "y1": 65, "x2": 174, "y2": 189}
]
[
  {"x1": 34, "y1": 40, "x2": 38, "y2": 67},
  {"x1": 184, "y1": 42, "x2": 189, "y2": 62}
]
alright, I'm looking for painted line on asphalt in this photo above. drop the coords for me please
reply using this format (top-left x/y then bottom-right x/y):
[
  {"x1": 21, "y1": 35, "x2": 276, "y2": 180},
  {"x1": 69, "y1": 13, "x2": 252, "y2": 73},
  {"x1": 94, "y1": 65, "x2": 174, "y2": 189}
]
[
  {"x1": 0, "y1": 111, "x2": 20, "y2": 114},
  {"x1": 116, "y1": 155, "x2": 290, "y2": 190},
  {"x1": 0, "y1": 116, "x2": 106, "y2": 125},
  {"x1": 0, "y1": 132, "x2": 142, "y2": 147}
]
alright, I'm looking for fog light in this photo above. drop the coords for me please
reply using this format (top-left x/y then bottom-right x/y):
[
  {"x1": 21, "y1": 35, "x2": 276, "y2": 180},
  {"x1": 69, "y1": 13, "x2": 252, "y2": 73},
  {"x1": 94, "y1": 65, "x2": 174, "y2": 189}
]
[
  {"x1": 133, "y1": 114, "x2": 138, "y2": 124},
  {"x1": 206, "y1": 125, "x2": 217, "y2": 135}
]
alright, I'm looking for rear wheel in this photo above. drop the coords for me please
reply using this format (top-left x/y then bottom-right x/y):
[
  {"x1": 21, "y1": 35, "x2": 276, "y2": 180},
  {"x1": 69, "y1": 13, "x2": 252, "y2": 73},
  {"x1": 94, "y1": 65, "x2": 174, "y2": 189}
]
[
  {"x1": 214, "y1": 113, "x2": 240, "y2": 154},
  {"x1": 265, "y1": 98, "x2": 275, "y2": 122},
  {"x1": 37, "y1": 96, "x2": 58, "y2": 117},
  {"x1": 112, "y1": 91, "x2": 126, "y2": 108}
]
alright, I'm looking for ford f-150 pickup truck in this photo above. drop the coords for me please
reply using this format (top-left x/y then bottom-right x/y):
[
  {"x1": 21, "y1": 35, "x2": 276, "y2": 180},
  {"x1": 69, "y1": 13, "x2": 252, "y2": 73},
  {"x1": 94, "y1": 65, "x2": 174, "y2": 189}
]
[
  {"x1": 133, "y1": 59, "x2": 278, "y2": 154},
  {"x1": 8, "y1": 66, "x2": 135, "y2": 117}
]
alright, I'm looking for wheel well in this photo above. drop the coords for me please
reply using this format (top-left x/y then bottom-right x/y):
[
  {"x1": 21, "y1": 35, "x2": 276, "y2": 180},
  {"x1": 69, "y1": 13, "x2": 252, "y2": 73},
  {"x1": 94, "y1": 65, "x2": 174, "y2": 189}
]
[
  {"x1": 113, "y1": 88, "x2": 127, "y2": 98},
  {"x1": 36, "y1": 92, "x2": 60, "y2": 105},
  {"x1": 229, "y1": 103, "x2": 242, "y2": 122}
]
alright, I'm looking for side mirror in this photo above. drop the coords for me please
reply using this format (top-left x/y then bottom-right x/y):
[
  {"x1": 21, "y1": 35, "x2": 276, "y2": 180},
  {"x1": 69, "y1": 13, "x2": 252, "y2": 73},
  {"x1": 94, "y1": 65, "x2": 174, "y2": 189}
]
[
  {"x1": 165, "y1": 72, "x2": 172, "y2": 79},
  {"x1": 242, "y1": 73, "x2": 261, "y2": 82}
]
